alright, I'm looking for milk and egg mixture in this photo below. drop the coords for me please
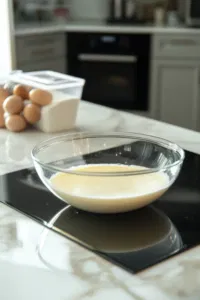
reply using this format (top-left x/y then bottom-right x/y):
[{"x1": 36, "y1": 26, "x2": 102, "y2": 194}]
[{"x1": 50, "y1": 164, "x2": 169, "y2": 213}]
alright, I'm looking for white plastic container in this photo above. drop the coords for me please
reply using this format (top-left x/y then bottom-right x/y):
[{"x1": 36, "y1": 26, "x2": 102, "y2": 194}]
[{"x1": 9, "y1": 71, "x2": 85, "y2": 133}]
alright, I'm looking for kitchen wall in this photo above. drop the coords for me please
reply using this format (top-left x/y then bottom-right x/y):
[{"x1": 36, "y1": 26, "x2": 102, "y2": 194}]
[
  {"x1": 13, "y1": 0, "x2": 178, "y2": 24},
  {"x1": 70, "y1": 0, "x2": 108, "y2": 21},
  {"x1": 69, "y1": 0, "x2": 177, "y2": 21},
  {"x1": 0, "y1": 0, "x2": 16, "y2": 72}
]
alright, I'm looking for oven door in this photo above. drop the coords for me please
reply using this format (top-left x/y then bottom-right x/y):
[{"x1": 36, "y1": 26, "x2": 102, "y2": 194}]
[{"x1": 77, "y1": 53, "x2": 140, "y2": 110}]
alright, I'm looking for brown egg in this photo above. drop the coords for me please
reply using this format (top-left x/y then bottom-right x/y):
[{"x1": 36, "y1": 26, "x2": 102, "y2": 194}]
[
  {"x1": 4, "y1": 111, "x2": 9, "y2": 120},
  {"x1": 13, "y1": 84, "x2": 30, "y2": 100},
  {"x1": 0, "y1": 88, "x2": 10, "y2": 105},
  {"x1": 23, "y1": 103, "x2": 41, "y2": 124},
  {"x1": 3, "y1": 95, "x2": 24, "y2": 114},
  {"x1": 0, "y1": 105, "x2": 4, "y2": 114},
  {"x1": 0, "y1": 106, "x2": 5, "y2": 128},
  {"x1": 5, "y1": 115, "x2": 27, "y2": 132},
  {"x1": 0, "y1": 115, "x2": 5, "y2": 128},
  {"x1": 26, "y1": 86, "x2": 33, "y2": 92},
  {"x1": 29, "y1": 89, "x2": 52, "y2": 106}
]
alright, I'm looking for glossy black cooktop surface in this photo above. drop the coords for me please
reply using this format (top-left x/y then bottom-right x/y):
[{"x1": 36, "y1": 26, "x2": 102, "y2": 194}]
[{"x1": 0, "y1": 149, "x2": 200, "y2": 274}]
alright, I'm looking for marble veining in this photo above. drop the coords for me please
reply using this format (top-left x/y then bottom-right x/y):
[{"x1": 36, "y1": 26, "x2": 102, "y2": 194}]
[
  {"x1": 140, "y1": 246, "x2": 200, "y2": 299},
  {"x1": 0, "y1": 203, "x2": 171, "y2": 300},
  {"x1": 0, "y1": 101, "x2": 200, "y2": 299},
  {"x1": 1, "y1": 101, "x2": 200, "y2": 177}
]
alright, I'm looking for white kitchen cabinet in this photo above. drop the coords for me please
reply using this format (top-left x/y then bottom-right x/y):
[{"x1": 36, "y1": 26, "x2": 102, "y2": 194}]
[
  {"x1": 152, "y1": 34, "x2": 200, "y2": 59},
  {"x1": 150, "y1": 60, "x2": 199, "y2": 130},
  {"x1": 150, "y1": 34, "x2": 200, "y2": 130},
  {"x1": 16, "y1": 33, "x2": 66, "y2": 64},
  {"x1": 15, "y1": 33, "x2": 67, "y2": 74}
]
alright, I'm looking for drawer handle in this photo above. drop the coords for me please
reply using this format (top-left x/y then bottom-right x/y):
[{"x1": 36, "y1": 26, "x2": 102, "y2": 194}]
[
  {"x1": 170, "y1": 39, "x2": 196, "y2": 45},
  {"x1": 161, "y1": 39, "x2": 197, "y2": 48},
  {"x1": 25, "y1": 38, "x2": 57, "y2": 47},
  {"x1": 31, "y1": 48, "x2": 55, "y2": 57}
]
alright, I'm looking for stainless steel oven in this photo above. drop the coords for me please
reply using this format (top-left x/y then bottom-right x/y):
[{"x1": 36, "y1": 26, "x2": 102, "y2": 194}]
[{"x1": 67, "y1": 33, "x2": 150, "y2": 111}]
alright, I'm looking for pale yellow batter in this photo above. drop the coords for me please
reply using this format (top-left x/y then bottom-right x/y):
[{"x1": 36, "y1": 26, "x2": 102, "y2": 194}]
[{"x1": 50, "y1": 164, "x2": 169, "y2": 213}]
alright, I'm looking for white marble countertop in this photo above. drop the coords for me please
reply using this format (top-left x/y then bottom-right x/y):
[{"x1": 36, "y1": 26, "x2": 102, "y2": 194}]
[
  {"x1": 1, "y1": 101, "x2": 200, "y2": 300},
  {"x1": 14, "y1": 20, "x2": 200, "y2": 36}
]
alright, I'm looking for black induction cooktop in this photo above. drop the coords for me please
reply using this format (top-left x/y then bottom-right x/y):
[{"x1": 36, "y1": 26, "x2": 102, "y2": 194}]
[{"x1": 0, "y1": 149, "x2": 200, "y2": 274}]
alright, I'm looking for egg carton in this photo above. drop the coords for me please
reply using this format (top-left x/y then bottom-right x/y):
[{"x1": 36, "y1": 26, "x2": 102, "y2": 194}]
[
  {"x1": 10, "y1": 70, "x2": 85, "y2": 99},
  {"x1": 1, "y1": 70, "x2": 85, "y2": 133}
]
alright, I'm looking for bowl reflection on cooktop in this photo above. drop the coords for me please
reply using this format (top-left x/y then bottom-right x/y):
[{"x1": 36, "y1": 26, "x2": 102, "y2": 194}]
[{"x1": 37, "y1": 206, "x2": 183, "y2": 273}]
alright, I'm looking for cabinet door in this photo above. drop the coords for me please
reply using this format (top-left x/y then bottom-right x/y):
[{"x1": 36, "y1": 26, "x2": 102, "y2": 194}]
[
  {"x1": 150, "y1": 60, "x2": 199, "y2": 130},
  {"x1": 16, "y1": 33, "x2": 66, "y2": 64}
]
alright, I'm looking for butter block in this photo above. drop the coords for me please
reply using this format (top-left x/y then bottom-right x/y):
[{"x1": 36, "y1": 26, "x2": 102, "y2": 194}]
[{"x1": 35, "y1": 91, "x2": 80, "y2": 133}]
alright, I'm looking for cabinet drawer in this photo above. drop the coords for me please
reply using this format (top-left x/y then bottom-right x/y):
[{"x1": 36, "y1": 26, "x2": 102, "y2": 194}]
[
  {"x1": 18, "y1": 58, "x2": 66, "y2": 74},
  {"x1": 16, "y1": 33, "x2": 66, "y2": 64},
  {"x1": 153, "y1": 34, "x2": 200, "y2": 58}
]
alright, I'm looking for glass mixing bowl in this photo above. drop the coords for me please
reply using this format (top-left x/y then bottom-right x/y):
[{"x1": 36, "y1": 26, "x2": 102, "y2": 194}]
[{"x1": 32, "y1": 132, "x2": 185, "y2": 214}]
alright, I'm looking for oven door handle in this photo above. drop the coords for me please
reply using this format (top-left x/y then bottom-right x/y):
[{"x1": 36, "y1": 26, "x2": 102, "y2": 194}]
[{"x1": 78, "y1": 54, "x2": 137, "y2": 63}]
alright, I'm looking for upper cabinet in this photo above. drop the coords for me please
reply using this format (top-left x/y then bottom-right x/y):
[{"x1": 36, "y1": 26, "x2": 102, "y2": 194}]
[{"x1": 150, "y1": 34, "x2": 200, "y2": 130}]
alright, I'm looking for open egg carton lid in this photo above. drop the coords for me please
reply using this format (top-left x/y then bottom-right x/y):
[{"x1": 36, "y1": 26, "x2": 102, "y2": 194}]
[
  {"x1": 0, "y1": 70, "x2": 23, "y2": 86},
  {"x1": 9, "y1": 70, "x2": 85, "y2": 90}
]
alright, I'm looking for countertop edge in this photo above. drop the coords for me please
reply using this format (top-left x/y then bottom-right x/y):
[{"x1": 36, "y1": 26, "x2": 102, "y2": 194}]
[{"x1": 14, "y1": 23, "x2": 200, "y2": 36}]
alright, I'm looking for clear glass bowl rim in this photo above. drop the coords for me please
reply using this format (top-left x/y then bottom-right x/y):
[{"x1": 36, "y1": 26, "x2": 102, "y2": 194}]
[{"x1": 31, "y1": 131, "x2": 185, "y2": 177}]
